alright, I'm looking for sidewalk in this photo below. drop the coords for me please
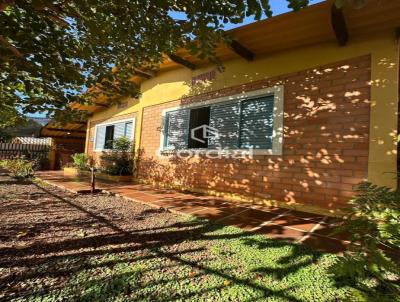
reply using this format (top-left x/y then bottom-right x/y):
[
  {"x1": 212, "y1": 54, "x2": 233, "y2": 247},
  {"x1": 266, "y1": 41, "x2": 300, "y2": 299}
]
[{"x1": 36, "y1": 171, "x2": 349, "y2": 254}]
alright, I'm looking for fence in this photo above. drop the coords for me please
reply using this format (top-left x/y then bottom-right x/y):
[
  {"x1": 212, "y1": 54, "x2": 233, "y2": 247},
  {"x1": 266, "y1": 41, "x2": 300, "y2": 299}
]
[{"x1": 0, "y1": 138, "x2": 52, "y2": 169}]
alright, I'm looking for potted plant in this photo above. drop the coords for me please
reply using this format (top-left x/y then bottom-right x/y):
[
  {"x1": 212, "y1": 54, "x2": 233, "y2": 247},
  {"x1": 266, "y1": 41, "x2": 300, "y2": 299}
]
[{"x1": 64, "y1": 153, "x2": 90, "y2": 177}]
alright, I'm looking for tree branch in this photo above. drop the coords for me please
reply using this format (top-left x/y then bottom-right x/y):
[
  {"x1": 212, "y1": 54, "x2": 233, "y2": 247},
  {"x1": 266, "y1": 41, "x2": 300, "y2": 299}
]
[
  {"x1": 47, "y1": 14, "x2": 69, "y2": 27},
  {"x1": 0, "y1": 35, "x2": 23, "y2": 58},
  {"x1": 0, "y1": 0, "x2": 14, "y2": 12}
]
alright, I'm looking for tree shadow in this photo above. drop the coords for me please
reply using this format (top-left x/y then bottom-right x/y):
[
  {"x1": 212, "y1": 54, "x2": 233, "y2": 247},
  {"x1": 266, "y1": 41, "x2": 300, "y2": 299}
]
[{"x1": 0, "y1": 180, "x2": 346, "y2": 302}]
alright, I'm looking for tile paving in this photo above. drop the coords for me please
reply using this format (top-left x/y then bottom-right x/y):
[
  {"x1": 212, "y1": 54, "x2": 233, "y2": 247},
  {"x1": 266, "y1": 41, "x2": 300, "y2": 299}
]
[{"x1": 35, "y1": 171, "x2": 349, "y2": 254}]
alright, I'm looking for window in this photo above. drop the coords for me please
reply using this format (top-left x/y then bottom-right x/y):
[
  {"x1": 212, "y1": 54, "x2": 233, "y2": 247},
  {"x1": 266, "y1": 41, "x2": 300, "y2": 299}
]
[
  {"x1": 239, "y1": 96, "x2": 274, "y2": 149},
  {"x1": 94, "y1": 118, "x2": 135, "y2": 151},
  {"x1": 161, "y1": 86, "x2": 284, "y2": 155},
  {"x1": 104, "y1": 125, "x2": 115, "y2": 149},
  {"x1": 163, "y1": 106, "x2": 211, "y2": 150},
  {"x1": 163, "y1": 109, "x2": 190, "y2": 150},
  {"x1": 188, "y1": 107, "x2": 210, "y2": 148},
  {"x1": 124, "y1": 122, "x2": 133, "y2": 137}
]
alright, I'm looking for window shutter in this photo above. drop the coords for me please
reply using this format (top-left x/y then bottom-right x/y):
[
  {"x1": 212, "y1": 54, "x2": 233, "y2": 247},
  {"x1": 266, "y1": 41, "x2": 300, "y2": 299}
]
[
  {"x1": 95, "y1": 125, "x2": 106, "y2": 150},
  {"x1": 124, "y1": 122, "x2": 133, "y2": 138},
  {"x1": 209, "y1": 100, "x2": 241, "y2": 149},
  {"x1": 113, "y1": 122, "x2": 125, "y2": 140},
  {"x1": 239, "y1": 96, "x2": 274, "y2": 149},
  {"x1": 165, "y1": 109, "x2": 190, "y2": 149}
]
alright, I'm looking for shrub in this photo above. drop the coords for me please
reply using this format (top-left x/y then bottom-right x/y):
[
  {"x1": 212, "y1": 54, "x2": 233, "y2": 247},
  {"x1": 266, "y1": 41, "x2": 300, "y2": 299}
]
[
  {"x1": 100, "y1": 137, "x2": 134, "y2": 176},
  {"x1": 0, "y1": 158, "x2": 35, "y2": 179},
  {"x1": 72, "y1": 153, "x2": 89, "y2": 170},
  {"x1": 332, "y1": 181, "x2": 400, "y2": 299},
  {"x1": 113, "y1": 136, "x2": 132, "y2": 152},
  {"x1": 0, "y1": 129, "x2": 12, "y2": 142},
  {"x1": 32, "y1": 156, "x2": 49, "y2": 170}
]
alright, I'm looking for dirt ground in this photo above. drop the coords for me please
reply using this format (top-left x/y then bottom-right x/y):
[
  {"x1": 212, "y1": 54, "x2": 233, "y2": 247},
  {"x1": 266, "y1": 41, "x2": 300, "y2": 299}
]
[
  {"x1": 0, "y1": 173, "x2": 363, "y2": 301},
  {"x1": 0, "y1": 173, "x2": 194, "y2": 299}
]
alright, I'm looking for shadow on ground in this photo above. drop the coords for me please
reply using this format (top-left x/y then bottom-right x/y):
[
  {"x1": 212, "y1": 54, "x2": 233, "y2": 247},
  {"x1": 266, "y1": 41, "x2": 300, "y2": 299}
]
[{"x1": 0, "y1": 176, "x2": 351, "y2": 301}]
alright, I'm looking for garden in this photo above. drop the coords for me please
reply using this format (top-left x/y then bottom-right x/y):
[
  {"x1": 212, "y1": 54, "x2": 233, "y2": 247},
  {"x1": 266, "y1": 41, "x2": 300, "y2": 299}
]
[
  {"x1": 1, "y1": 0, "x2": 399, "y2": 300},
  {"x1": 0, "y1": 157, "x2": 399, "y2": 301},
  {"x1": 64, "y1": 137, "x2": 135, "y2": 183}
]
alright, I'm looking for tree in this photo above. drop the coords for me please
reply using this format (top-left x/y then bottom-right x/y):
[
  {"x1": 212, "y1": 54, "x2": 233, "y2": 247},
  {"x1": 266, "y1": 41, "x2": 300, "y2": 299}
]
[{"x1": 0, "y1": 0, "x2": 361, "y2": 127}]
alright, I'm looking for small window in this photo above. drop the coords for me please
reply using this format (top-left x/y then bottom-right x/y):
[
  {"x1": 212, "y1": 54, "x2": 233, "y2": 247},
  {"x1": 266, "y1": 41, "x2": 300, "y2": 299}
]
[
  {"x1": 188, "y1": 107, "x2": 210, "y2": 149},
  {"x1": 94, "y1": 118, "x2": 135, "y2": 151},
  {"x1": 104, "y1": 125, "x2": 115, "y2": 149}
]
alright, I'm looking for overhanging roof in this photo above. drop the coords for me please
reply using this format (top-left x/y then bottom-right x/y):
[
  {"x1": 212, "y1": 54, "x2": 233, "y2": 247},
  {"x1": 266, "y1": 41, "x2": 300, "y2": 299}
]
[
  {"x1": 159, "y1": 0, "x2": 400, "y2": 71},
  {"x1": 58, "y1": 0, "x2": 400, "y2": 126},
  {"x1": 40, "y1": 120, "x2": 87, "y2": 139}
]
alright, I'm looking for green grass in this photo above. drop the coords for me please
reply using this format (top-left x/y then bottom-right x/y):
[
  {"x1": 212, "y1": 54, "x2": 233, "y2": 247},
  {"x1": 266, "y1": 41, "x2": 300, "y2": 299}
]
[{"x1": 20, "y1": 218, "x2": 362, "y2": 302}]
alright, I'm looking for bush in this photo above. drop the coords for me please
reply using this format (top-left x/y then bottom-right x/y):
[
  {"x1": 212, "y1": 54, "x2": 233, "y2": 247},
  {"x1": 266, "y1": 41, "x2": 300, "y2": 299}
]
[
  {"x1": 113, "y1": 136, "x2": 132, "y2": 152},
  {"x1": 0, "y1": 129, "x2": 12, "y2": 142},
  {"x1": 332, "y1": 181, "x2": 400, "y2": 299},
  {"x1": 72, "y1": 153, "x2": 89, "y2": 170},
  {"x1": 100, "y1": 137, "x2": 134, "y2": 176},
  {"x1": 32, "y1": 156, "x2": 49, "y2": 170},
  {"x1": 0, "y1": 158, "x2": 35, "y2": 179}
]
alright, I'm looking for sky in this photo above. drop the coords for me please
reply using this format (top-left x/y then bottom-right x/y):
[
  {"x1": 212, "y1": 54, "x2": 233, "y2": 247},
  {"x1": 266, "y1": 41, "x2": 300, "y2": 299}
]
[
  {"x1": 222, "y1": 0, "x2": 324, "y2": 30},
  {"x1": 28, "y1": 0, "x2": 325, "y2": 119},
  {"x1": 169, "y1": 0, "x2": 325, "y2": 30}
]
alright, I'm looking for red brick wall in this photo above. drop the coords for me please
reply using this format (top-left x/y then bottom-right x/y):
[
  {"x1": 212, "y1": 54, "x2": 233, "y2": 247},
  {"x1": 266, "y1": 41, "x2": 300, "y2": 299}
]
[{"x1": 138, "y1": 55, "x2": 371, "y2": 209}]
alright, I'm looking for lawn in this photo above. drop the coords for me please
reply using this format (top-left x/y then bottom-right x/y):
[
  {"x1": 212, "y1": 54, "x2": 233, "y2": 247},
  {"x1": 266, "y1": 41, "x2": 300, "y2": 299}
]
[{"x1": 0, "y1": 174, "x2": 380, "y2": 301}]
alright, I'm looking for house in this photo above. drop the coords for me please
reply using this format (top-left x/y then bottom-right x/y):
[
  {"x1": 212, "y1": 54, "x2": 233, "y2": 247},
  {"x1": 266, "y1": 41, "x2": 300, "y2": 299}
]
[{"x1": 74, "y1": 0, "x2": 399, "y2": 214}]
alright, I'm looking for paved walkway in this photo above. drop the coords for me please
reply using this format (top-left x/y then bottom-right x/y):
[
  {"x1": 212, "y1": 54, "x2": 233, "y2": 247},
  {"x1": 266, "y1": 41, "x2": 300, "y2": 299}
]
[{"x1": 36, "y1": 171, "x2": 349, "y2": 254}]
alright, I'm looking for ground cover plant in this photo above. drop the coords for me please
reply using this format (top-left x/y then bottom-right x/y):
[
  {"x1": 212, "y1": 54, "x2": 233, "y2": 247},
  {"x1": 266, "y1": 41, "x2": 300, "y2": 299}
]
[
  {"x1": 332, "y1": 182, "x2": 400, "y2": 300},
  {"x1": 0, "y1": 158, "x2": 35, "y2": 179},
  {"x1": 0, "y1": 172, "x2": 397, "y2": 301}
]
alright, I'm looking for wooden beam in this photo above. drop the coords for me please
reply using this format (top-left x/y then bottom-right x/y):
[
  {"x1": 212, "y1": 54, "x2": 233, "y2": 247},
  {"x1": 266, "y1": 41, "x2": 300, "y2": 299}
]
[
  {"x1": 133, "y1": 68, "x2": 155, "y2": 79},
  {"x1": 168, "y1": 54, "x2": 196, "y2": 70},
  {"x1": 93, "y1": 102, "x2": 109, "y2": 108},
  {"x1": 81, "y1": 102, "x2": 108, "y2": 108},
  {"x1": 331, "y1": 4, "x2": 348, "y2": 46},
  {"x1": 70, "y1": 121, "x2": 87, "y2": 125},
  {"x1": 74, "y1": 102, "x2": 108, "y2": 109},
  {"x1": 45, "y1": 128, "x2": 87, "y2": 134},
  {"x1": 396, "y1": 27, "x2": 400, "y2": 41},
  {"x1": 230, "y1": 40, "x2": 254, "y2": 61},
  {"x1": 51, "y1": 135, "x2": 86, "y2": 140}
]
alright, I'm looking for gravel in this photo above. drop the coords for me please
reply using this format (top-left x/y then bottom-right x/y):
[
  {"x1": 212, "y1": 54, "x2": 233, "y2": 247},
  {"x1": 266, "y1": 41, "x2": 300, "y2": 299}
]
[{"x1": 0, "y1": 173, "x2": 354, "y2": 302}]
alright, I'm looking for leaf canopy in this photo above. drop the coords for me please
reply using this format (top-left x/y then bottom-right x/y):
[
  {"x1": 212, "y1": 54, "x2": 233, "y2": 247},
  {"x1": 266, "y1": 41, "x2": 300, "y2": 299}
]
[{"x1": 1, "y1": 0, "x2": 357, "y2": 127}]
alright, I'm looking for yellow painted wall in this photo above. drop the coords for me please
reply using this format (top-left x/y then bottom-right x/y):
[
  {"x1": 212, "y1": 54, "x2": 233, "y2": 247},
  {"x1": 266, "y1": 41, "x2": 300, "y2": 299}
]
[{"x1": 86, "y1": 31, "x2": 399, "y2": 188}]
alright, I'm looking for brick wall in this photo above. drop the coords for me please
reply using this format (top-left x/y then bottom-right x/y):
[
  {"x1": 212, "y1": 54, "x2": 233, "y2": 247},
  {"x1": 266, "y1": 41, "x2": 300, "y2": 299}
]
[
  {"x1": 138, "y1": 55, "x2": 371, "y2": 209},
  {"x1": 87, "y1": 112, "x2": 137, "y2": 162}
]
